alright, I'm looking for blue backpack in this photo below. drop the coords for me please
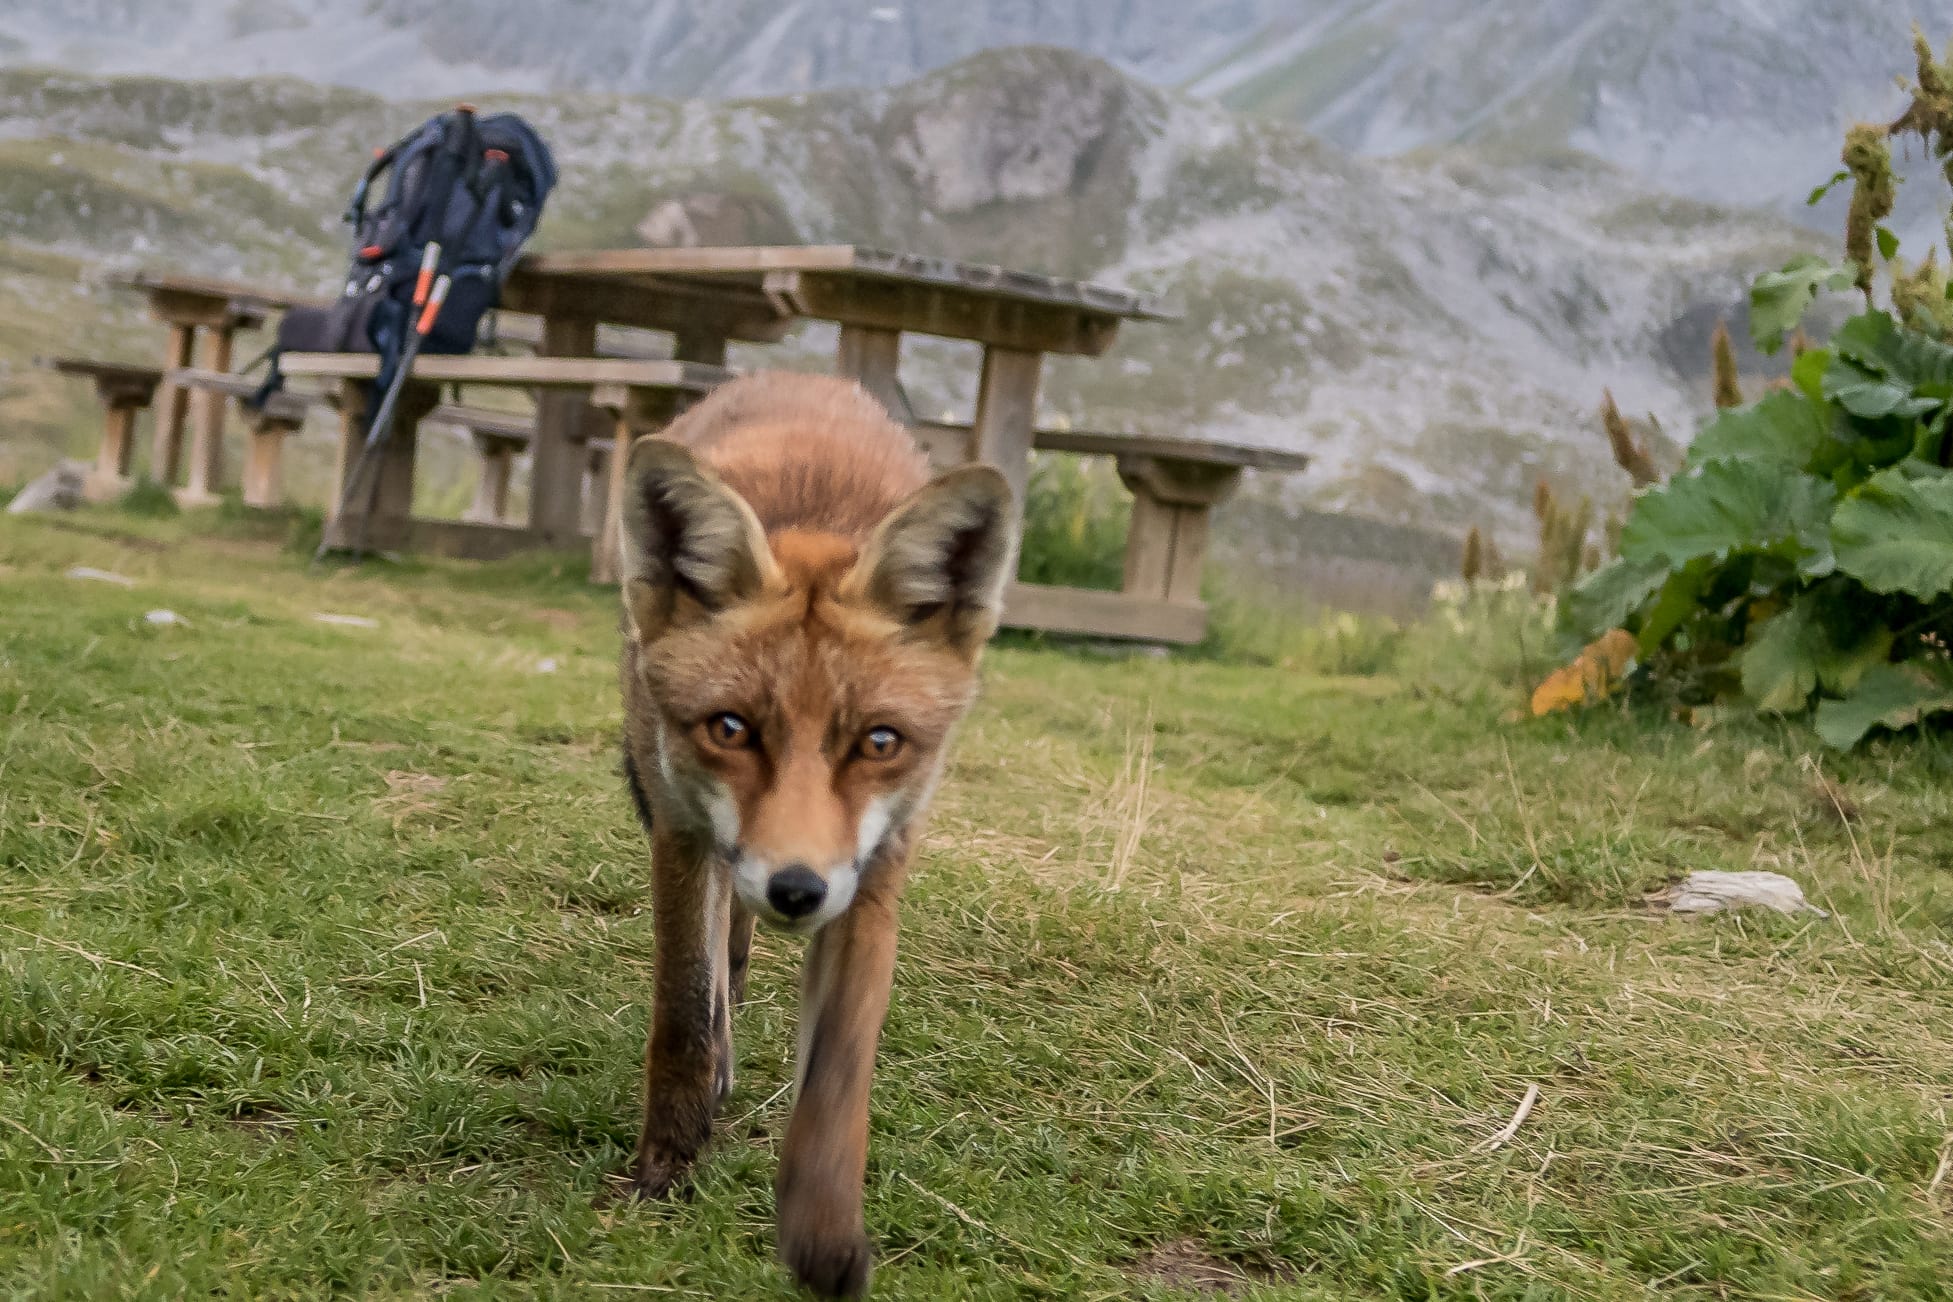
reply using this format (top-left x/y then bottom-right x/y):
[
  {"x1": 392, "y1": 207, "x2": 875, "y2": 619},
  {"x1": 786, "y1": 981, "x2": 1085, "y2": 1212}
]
[{"x1": 258, "y1": 104, "x2": 557, "y2": 403}]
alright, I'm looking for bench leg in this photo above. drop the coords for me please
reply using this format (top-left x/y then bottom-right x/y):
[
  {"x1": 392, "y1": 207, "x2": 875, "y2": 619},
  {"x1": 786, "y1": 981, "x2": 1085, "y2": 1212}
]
[
  {"x1": 970, "y1": 346, "x2": 1044, "y2": 525},
  {"x1": 324, "y1": 379, "x2": 432, "y2": 551},
  {"x1": 1115, "y1": 457, "x2": 1244, "y2": 621},
  {"x1": 529, "y1": 316, "x2": 598, "y2": 547},
  {"x1": 589, "y1": 386, "x2": 685, "y2": 585},
  {"x1": 149, "y1": 324, "x2": 197, "y2": 485},
  {"x1": 579, "y1": 442, "x2": 609, "y2": 538},
  {"x1": 1122, "y1": 494, "x2": 1212, "y2": 605},
  {"x1": 179, "y1": 326, "x2": 235, "y2": 506},
  {"x1": 89, "y1": 402, "x2": 139, "y2": 501},
  {"x1": 327, "y1": 379, "x2": 365, "y2": 513},
  {"x1": 468, "y1": 447, "x2": 515, "y2": 524},
  {"x1": 593, "y1": 425, "x2": 631, "y2": 584},
  {"x1": 242, "y1": 417, "x2": 294, "y2": 509},
  {"x1": 836, "y1": 325, "x2": 902, "y2": 416}
]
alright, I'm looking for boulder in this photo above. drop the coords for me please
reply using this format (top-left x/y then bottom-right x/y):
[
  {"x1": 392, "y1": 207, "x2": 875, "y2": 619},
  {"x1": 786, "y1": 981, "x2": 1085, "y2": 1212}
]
[
  {"x1": 5, "y1": 460, "x2": 88, "y2": 515},
  {"x1": 637, "y1": 191, "x2": 798, "y2": 248}
]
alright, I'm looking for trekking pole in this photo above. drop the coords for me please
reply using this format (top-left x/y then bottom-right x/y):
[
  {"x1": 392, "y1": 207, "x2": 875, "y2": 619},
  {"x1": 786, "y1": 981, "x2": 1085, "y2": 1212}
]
[{"x1": 316, "y1": 242, "x2": 445, "y2": 562}]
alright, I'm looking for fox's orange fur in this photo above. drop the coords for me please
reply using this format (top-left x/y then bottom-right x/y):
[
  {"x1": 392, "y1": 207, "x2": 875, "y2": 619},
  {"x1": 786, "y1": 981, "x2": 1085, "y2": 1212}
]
[{"x1": 614, "y1": 372, "x2": 1013, "y2": 1298}]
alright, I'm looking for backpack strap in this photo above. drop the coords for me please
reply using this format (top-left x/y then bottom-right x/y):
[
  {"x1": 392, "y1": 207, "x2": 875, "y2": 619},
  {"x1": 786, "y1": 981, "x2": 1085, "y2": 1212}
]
[{"x1": 344, "y1": 136, "x2": 405, "y2": 234}]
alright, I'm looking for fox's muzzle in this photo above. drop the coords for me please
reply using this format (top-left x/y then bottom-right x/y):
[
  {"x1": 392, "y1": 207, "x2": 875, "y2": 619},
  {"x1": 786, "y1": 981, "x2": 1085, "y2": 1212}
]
[
  {"x1": 731, "y1": 847, "x2": 861, "y2": 934},
  {"x1": 765, "y1": 864, "x2": 827, "y2": 919}
]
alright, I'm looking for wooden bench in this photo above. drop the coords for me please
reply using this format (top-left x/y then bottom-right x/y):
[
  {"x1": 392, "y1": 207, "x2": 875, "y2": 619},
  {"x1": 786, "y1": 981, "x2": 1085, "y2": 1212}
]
[
  {"x1": 421, "y1": 405, "x2": 634, "y2": 535},
  {"x1": 37, "y1": 357, "x2": 164, "y2": 500},
  {"x1": 914, "y1": 421, "x2": 1310, "y2": 643},
  {"x1": 275, "y1": 352, "x2": 730, "y2": 574},
  {"x1": 423, "y1": 403, "x2": 537, "y2": 525},
  {"x1": 166, "y1": 368, "x2": 324, "y2": 508}
]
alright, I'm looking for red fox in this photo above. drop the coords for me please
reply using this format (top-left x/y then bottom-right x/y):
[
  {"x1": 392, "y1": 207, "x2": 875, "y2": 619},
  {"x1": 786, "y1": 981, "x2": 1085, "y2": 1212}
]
[{"x1": 614, "y1": 371, "x2": 1014, "y2": 1297}]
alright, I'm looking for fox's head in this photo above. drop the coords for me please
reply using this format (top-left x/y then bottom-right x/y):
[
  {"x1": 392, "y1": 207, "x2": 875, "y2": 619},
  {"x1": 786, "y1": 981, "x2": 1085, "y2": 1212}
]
[{"x1": 618, "y1": 437, "x2": 1013, "y2": 934}]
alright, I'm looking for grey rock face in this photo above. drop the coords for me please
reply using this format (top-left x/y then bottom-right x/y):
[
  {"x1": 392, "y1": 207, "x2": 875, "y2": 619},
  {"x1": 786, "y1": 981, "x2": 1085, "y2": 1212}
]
[{"x1": 887, "y1": 56, "x2": 1119, "y2": 213}]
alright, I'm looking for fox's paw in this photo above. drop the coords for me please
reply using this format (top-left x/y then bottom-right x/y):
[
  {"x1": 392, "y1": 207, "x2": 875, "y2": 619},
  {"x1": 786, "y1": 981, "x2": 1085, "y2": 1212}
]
[
  {"x1": 781, "y1": 1228, "x2": 873, "y2": 1299},
  {"x1": 627, "y1": 1150, "x2": 695, "y2": 1202}
]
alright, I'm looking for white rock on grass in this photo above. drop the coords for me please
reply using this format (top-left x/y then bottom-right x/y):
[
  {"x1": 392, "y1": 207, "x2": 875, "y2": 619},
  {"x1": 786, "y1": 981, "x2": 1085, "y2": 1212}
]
[
  {"x1": 311, "y1": 612, "x2": 379, "y2": 629},
  {"x1": 6, "y1": 460, "x2": 87, "y2": 514},
  {"x1": 1661, "y1": 870, "x2": 1827, "y2": 918},
  {"x1": 143, "y1": 609, "x2": 188, "y2": 627},
  {"x1": 66, "y1": 566, "x2": 136, "y2": 586}
]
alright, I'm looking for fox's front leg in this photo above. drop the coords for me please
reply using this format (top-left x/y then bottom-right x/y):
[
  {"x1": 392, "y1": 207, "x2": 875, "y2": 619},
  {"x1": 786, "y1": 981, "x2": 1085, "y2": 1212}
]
[
  {"x1": 633, "y1": 830, "x2": 734, "y2": 1199},
  {"x1": 728, "y1": 900, "x2": 755, "y2": 1008},
  {"x1": 713, "y1": 901, "x2": 755, "y2": 1104},
  {"x1": 776, "y1": 887, "x2": 901, "y2": 1298}
]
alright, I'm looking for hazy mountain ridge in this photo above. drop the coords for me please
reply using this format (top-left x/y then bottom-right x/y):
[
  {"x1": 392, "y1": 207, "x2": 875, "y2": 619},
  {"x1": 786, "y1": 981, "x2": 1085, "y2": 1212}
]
[
  {"x1": 0, "y1": 0, "x2": 1940, "y2": 234},
  {"x1": 0, "y1": 48, "x2": 1816, "y2": 546}
]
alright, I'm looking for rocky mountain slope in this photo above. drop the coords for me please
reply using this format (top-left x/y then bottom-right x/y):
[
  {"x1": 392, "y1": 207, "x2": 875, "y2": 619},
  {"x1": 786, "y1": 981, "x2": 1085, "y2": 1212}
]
[
  {"x1": 0, "y1": 48, "x2": 1816, "y2": 547},
  {"x1": 2, "y1": 0, "x2": 1939, "y2": 234},
  {"x1": 1190, "y1": 0, "x2": 1949, "y2": 242},
  {"x1": 0, "y1": 1, "x2": 1294, "y2": 98}
]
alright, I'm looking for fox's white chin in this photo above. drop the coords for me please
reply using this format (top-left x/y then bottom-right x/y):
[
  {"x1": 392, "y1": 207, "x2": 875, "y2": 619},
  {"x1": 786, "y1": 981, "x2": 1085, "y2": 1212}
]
[{"x1": 733, "y1": 858, "x2": 860, "y2": 935}]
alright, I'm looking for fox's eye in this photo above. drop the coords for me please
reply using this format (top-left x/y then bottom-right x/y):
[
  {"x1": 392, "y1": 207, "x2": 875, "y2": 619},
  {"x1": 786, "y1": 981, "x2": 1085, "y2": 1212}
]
[
  {"x1": 705, "y1": 713, "x2": 753, "y2": 749},
  {"x1": 859, "y1": 726, "x2": 903, "y2": 761}
]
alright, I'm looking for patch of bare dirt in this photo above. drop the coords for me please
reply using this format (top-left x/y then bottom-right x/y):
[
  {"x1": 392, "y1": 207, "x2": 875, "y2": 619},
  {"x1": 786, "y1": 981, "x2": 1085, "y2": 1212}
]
[
  {"x1": 1129, "y1": 1239, "x2": 1295, "y2": 1295},
  {"x1": 373, "y1": 770, "x2": 452, "y2": 827}
]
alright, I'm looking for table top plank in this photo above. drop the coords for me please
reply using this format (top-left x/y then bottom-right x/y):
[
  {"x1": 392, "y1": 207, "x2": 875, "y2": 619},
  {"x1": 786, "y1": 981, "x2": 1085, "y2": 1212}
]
[
  {"x1": 276, "y1": 352, "x2": 730, "y2": 391},
  {"x1": 110, "y1": 270, "x2": 328, "y2": 313},
  {"x1": 516, "y1": 244, "x2": 1174, "y2": 322},
  {"x1": 1035, "y1": 428, "x2": 1310, "y2": 473},
  {"x1": 914, "y1": 420, "x2": 1310, "y2": 473},
  {"x1": 169, "y1": 367, "x2": 315, "y2": 422},
  {"x1": 39, "y1": 355, "x2": 165, "y2": 385}
]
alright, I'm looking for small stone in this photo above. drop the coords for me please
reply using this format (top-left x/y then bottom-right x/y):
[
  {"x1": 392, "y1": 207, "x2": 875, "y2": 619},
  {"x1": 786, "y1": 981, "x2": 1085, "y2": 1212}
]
[
  {"x1": 312, "y1": 613, "x2": 379, "y2": 629},
  {"x1": 1659, "y1": 870, "x2": 1826, "y2": 918},
  {"x1": 6, "y1": 460, "x2": 87, "y2": 514},
  {"x1": 143, "y1": 609, "x2": 188, "y2": 626},
  {"x1": 66, "y1": 566, "x2": 136, "y2": 587},
  {"x1": 534, "y1": 658, "x2": 560, "y2": 674}
]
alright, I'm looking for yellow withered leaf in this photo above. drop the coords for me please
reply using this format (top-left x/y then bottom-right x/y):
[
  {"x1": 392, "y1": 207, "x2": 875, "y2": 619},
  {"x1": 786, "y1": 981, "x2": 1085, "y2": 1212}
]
[{"x1": 1531, "y1": 629, "x2": 1639, "y2": 717}]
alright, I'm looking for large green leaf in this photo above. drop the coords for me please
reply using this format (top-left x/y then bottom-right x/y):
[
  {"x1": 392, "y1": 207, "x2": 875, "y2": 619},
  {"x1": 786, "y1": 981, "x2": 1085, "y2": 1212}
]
[
  {"x1": 1831, "y1": 468, "x2": 1953, "y2": 598},
  {"x1": 1619, "y1": 459, "x2": 1835, "y2": 572},
  {"x1": 1749, "y1": 255, "x2": 1856, "y2": 353},
  {"x1": 1739, "y1": 583, "x2": 1898, "y2": 714},
  {"x1": 1831, "y1": 310, "x2": 1953, "y2": 392},
  {"x1": 1558, "y1": 554, "x2": 1668, "y2": 647},
  {"x1": 1684, "y1": 391, "x2": 1831, "y2": 471},
  {"x1": 1791, "y1": 347, "x2": 1832, "y2": 403},
  {"x1": 1637, "y1": 558, "x2": 1713, "y2": 657},
  {"x1": 1740, "y1": 598, "x2": 1822, "y2": 713},
  {"x1": 1814, "y1": 660, "x2": 1953, "y2": 748},
  {"x1": 1821, "y1": 357, "x2": 1941, "y2": 421}
]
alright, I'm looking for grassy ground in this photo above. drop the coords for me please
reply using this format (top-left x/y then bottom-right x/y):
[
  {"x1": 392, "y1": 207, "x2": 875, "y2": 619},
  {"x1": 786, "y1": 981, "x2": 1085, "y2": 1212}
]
[{"x1": 2, "y1": 510, "x2": 1951, "y2": 1300}]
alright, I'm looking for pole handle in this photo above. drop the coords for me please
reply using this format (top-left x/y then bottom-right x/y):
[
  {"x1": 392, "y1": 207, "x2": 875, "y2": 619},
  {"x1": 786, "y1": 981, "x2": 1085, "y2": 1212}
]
[
  {"x1": 416, "y1": 275, "x2": 452, "y2": 336},
  {"x1": 414, "y1": 242, "x2": 442, "y2": 306}
]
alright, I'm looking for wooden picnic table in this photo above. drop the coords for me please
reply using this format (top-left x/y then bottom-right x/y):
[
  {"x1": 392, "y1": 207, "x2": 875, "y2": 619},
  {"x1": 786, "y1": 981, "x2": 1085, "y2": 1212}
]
[
  {"x1": 105, "y1": 270, "x2": 671, "y2": 507},
  {"x1": 275, "y1": 352, "x2": 729, "y2": 567},
  {"x1": 109, "y1": 271, "x2": 323, "y2": 505},
  {"x1": 101, "y1": 250, "x2": 1305, "y2": 643},
  {"x1": 499, "y1": 244, "x2": 1173, "y2": 535}
]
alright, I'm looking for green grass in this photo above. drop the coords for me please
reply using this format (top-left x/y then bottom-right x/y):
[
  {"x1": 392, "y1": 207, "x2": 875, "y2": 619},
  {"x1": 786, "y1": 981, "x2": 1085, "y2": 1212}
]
[{"x1": 2, "y1": 511, "x2": 1952, "y2": 1299}]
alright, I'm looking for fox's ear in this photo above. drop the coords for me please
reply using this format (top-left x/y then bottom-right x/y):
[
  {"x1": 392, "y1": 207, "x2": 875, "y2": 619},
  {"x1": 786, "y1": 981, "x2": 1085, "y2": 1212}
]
[
  {"x1": 846, "y1": 465, "x2": 1015, "y2": 661},
  {"x1": 618, "y1": 437, "x2": 779, "y2": 644}
]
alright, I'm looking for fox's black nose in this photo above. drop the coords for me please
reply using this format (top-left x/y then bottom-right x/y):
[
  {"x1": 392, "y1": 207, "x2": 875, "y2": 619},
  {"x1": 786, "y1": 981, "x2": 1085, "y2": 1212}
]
[{"x1": 766, "y1": 865, "x2": 827, "y2": 919}]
